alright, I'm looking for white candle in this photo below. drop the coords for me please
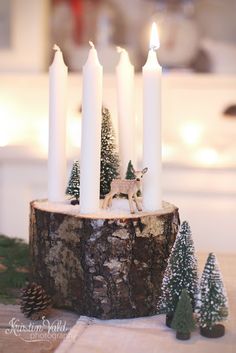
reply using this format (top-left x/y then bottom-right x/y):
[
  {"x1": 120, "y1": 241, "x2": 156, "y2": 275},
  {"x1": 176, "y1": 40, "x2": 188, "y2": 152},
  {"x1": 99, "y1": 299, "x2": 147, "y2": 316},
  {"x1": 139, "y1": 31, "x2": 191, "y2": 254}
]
[
  {"x1": 143, "y1": 23, "x2": 162, "y2": 211},
  {"x1": 116, "y1": 47, "x2": 135, "y2": 176},
  {"x1": 80, "y1": 42, "x2": 103, "y2": 214},
  {"x1": 48, "y1": 45, "x2": 68, "y2": 202}
]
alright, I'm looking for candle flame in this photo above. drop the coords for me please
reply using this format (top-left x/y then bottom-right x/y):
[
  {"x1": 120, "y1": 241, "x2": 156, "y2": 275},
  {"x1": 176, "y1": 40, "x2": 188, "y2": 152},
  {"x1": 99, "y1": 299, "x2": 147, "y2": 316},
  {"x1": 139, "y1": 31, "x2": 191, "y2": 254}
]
[
  {"x1": 149, "y1": 22, "x2": 160, "y2": 50},
  {"x1": 53, "y1": 44, "x2": 60, "y2": 51},
  {"x1": 89, "y1": 41, "x2": 95, "y2": 48}
]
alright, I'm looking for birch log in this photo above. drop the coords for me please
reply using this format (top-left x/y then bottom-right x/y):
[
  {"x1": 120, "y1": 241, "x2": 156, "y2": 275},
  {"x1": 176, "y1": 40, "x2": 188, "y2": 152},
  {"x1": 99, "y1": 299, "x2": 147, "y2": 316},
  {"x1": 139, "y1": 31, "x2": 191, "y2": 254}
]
[{"x1": 30, "y1": 200, "x2": 180, "y2": 319}]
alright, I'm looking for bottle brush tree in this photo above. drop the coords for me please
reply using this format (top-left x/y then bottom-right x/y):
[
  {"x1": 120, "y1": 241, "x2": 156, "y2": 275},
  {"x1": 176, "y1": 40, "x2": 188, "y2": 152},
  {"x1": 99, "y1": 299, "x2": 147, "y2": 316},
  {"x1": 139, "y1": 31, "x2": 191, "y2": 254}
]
[
  {"x1": 125, "y1": 160, "x2": 141, "y2": 196},
  {"x1": 66, "y1": 160, "x2": 80, "y2": 204},
  {"x1": 66, "y1": 108, "x2": 120, "y2": 203},
  {"x1": 125, "y1": 160, "x2": 135, "y2": 179},
  {"x1": 197, "y1": 253, "x2": 228, "y2": 338},
  {"x1": 157, "y1": 221, "x2": 198, "y2": 327},
  {"x1": 100, "y1": 107, "x2": 120, "y2": 198},
  {"x1": 171, "y1": 289, "x2": 195, "y2": 340}
]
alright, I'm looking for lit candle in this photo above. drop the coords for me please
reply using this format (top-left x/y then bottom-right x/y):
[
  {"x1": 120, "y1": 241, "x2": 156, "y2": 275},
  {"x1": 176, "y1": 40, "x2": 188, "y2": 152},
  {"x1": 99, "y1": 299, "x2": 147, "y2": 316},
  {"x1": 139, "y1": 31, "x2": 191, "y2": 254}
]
[
  {"x1": 80, "y1": 42, "x2": 103, "y2": 214},
  {"x1": 48, "y1": 45, "x2": 68, "y2": 202},
  {"x1": 116, "y1": 47, "x2": 135, "y2": 176},
  {"x1": 143, "y1": 23, "x2": 162, "y2": 211}
]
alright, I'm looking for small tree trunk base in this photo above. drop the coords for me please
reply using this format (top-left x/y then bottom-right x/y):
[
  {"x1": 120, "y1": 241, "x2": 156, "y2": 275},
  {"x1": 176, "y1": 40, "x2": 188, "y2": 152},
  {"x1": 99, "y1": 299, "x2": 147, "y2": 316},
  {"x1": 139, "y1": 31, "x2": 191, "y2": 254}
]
[
  {"x1": 30, "y1": 200, "x2": 179, "y2": 319},
  {"x1": 176, "y1": 332, "x2": 191, "y2": 340},
  {"x1": 166, "y1": 313, "x2": 174, "y2": 328},
  {"x1": 200, "y1": 324, "x2": 225, "y2": 338},
  {"x1": 70, "y1": 199, "x2": 79, "y2": 205}
]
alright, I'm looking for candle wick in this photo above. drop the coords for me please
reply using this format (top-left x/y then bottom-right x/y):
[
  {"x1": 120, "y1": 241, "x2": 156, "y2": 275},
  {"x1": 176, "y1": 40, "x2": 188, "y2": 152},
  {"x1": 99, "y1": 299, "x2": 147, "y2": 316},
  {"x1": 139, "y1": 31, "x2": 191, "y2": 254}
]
[
  {"x1": 116, "y1": 46, "x2": 124, "y2": 54},
  {"x1": 89, "y1": 41, "x2": 95, "y2": 48},
  {"x1": 149, "y1": 45, "x2": 158, "y2": 51},
  {"x1": 53, "y1": 44, "x2": 61, "y2": 51}
]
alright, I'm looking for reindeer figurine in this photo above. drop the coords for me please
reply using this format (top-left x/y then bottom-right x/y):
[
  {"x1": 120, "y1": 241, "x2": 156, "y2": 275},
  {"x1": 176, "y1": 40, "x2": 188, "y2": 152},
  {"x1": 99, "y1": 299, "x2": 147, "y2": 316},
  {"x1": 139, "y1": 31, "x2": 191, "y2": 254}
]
[{"x1": 102, "y1": 167, "x2": 148, "y2": 214}]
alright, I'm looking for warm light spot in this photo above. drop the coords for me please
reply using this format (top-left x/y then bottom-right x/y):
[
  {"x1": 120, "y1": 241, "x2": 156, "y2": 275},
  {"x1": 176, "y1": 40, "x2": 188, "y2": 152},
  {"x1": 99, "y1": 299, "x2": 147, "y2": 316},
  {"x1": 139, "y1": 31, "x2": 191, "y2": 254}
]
[
  {"x1": 0, "y1": 132, "x2": 10, "y2": 147},
  {"x1": 150, "y1": 22, "x2": 160, "y2": 50},
  {"x1": 162, "y1": 143, "x2": 175, "y2": 161},
  {"x1": 0, "y1": 103, "x2": 26, "y2": 145},
  {"x1": 195, "y1": 147, "x2": 219, "y2": 166},
  {"x1": 0, "y1": 106, "x2": 13, "y2": 146},
  {"x1": 180, "y1": 122, "x2": 203, "y2": 146},
  {"x1": 37, "y1": 120, "x2": 48, "y2": 153}
]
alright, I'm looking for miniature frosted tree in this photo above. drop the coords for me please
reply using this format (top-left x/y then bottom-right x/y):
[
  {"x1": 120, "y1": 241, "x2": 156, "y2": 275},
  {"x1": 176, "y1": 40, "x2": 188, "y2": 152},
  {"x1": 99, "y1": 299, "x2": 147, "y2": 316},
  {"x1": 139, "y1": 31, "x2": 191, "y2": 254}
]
[
  {"x1": 100, "y1": 107, "x2": 120, "y2": 197},
  {"x1": 157, "y1": 221, "x2": 198, "y2": 326},
  {"x1": 125, "y1": 160, "x2": 135, "y2": 179},
  {"x1": 197, "y1": 253, "x2": 228, "y2": 336},
  {"x1": 125, "y1": 160, "x2": 141, "y2": 197},
  {"x1": 66, "y1": 160, "x2": 80, "y2": 204},
  {"x1": 171, "y1": 289, "x2": 195, "y2": 340}
]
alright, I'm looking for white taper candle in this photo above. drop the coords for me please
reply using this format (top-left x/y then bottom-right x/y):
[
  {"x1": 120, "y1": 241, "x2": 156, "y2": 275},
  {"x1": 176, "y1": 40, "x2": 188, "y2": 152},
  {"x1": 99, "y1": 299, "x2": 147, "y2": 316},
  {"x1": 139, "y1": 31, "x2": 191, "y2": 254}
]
[
  {"x1": 80, "y1": 42, "x2": 103, "y2": 214},
  {"x1": 48, "y1": 44, "x2": 68, "y2": 202},
  {"x1": 116, "y1": 47, "x2": 135, "y2": 176},
  {"x1": 142, "y1": 23, "x2": 162, "y2": 211}
]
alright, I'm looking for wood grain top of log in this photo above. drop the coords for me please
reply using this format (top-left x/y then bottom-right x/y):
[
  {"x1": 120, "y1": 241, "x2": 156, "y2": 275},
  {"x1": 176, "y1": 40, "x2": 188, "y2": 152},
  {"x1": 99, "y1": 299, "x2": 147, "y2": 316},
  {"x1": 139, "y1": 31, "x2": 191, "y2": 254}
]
[{"x1": 31, "y1": 199, "x2": 178, "y2": 220}]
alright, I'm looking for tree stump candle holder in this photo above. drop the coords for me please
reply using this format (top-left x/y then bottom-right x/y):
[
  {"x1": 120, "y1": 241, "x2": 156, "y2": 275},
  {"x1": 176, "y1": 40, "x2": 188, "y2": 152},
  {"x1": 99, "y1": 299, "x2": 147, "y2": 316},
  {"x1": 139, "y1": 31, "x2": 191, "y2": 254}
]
[{"x1": 30, "y1": 200, "x2": 179, "y2": 319}]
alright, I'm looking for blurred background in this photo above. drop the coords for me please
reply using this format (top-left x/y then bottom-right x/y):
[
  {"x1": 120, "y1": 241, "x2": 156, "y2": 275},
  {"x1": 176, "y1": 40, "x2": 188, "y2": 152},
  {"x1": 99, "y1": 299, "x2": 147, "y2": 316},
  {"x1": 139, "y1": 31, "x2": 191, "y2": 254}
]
[
  {"x1": 0, "y1": 0, "x2": 236, "y2": 253},
  {"x1": 50, "y1": 0, "x2": 236, "y2": 74},
  {"x1": 1, "y1": 0, "x2": 236, "y2": 73}
]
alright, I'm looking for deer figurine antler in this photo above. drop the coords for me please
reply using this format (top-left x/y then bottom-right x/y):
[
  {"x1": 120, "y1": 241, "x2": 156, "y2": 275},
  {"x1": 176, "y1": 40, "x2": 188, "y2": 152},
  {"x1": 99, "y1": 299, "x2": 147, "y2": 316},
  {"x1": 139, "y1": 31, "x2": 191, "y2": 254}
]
[{"x1": 102, "y1": 168, "x2": 148, "y2": 214}]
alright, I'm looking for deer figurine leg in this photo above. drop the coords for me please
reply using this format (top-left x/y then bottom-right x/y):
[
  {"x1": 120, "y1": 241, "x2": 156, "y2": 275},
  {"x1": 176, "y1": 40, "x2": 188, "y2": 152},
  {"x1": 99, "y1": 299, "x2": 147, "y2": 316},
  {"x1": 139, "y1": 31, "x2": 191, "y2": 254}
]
[
  {"x1": 108, "y1": 193, "x2": 115, "y2": 207},
  {"x1": 128, "y1": 192, "x2": 135, "y2": 214},
  {"x1": 103, "y1": 192, "x2": 116, "y2": 209},
  {"x1": 107, "y1": 192, "x2": 116, "y2": 208},
  {"x1": 102, "y1": 194, "x2": 110, "y2": 209},
  {"x1": 133, "y1": 193, "x2": 142, "y2": 212}
]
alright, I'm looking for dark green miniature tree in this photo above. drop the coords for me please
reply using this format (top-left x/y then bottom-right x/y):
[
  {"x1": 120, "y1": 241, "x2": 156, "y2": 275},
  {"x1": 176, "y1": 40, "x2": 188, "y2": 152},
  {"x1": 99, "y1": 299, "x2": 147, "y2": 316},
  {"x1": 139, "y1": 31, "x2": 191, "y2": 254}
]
[
  {"x1": 66, "y1": 160, "x2": 80, "y2": 204},
  {"x1": 125, "y1": 160, "x2": 135, "y2": 180},
  {"x1": 157, "y1": 221, "x2": 198, "y2": 326},
  {"x1": 100, "y1": 107, "x2": 120, "y2": 198},
  {"x1": 125, "y1": 160, "x2": 141, "y2": 197},
  {"x1": 171, "y1": 289, "x2": 195, "y2": 340},
  {"x1": 197, "y1": 253, "x2": 228, "y2": 331}
]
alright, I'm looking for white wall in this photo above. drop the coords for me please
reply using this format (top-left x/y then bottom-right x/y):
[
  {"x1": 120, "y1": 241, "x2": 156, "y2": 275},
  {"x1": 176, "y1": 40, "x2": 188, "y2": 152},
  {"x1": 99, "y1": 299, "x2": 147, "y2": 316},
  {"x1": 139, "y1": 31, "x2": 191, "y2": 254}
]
[{"x1": 0, "y1": 0, "x2": 49, "y2": 72}]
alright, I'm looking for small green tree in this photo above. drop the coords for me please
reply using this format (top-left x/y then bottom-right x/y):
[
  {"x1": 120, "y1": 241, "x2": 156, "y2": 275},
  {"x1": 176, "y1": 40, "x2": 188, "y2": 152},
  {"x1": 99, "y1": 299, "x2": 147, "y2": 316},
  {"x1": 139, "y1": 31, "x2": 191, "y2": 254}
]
[
  {"x1": 100, "y1": 107, "x2": 120, "y2": 197},
  {"x1": 157, "y1": 221, "x2": 198, "y2": 318},
  {"x1": 125, "y1": 160, "x2": 135, "y2": 179},
  {"x1": 66, "y1": 160, "x2": 80, "y2": 203},
  {"x1": 171, "y1": 289, "x2": 195, "y2": 337},
  {"x1": 125, "y1": 160, "x2": 141, "y2": 197},
  {"x1": 197, "y1": 253, "x2": 228, "y2": 329}
]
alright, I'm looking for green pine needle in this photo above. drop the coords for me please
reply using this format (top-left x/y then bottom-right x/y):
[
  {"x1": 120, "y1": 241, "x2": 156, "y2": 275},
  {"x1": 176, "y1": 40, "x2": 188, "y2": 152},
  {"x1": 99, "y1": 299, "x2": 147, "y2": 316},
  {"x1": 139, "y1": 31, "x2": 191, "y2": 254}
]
[{"x1": 0, "y1": 234, "x2": 30, "y2": 304}]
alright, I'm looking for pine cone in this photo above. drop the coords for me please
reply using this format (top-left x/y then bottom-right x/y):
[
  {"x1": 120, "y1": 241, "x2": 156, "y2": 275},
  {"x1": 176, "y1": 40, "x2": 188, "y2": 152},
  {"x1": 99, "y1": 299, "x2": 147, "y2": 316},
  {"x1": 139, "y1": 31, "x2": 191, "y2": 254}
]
[{"x1": 20, "y1": 282, "x2": 52, "y2": 320}]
